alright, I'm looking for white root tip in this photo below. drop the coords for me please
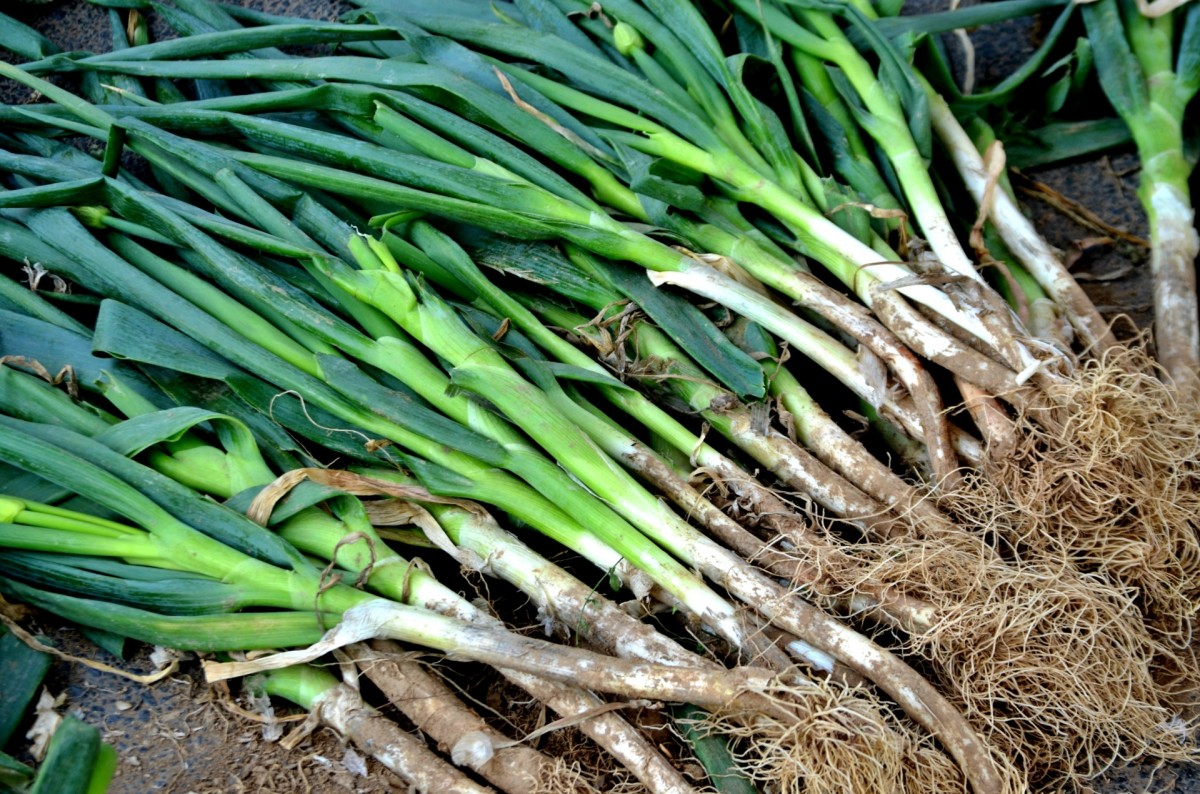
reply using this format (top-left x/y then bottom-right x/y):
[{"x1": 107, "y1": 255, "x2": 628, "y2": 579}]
[{"x1": 451, "y1": 730, "x2": 497, "y2": 769}]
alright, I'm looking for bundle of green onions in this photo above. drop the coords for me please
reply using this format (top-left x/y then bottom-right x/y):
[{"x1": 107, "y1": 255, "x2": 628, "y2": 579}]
[
  {"x1": 0, "y1": 0, "x2": 1197, "y2": 791},
  {"x1": 0, "y1": 355, "x2": 856, "y2": 794}
]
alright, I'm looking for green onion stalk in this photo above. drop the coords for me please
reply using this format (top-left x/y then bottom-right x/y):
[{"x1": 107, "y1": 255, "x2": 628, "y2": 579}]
[
  {"x1": 922, "y1": 85, "x2": 1118, "y2": 354},
  {"x1": 403, "y1": 429, "x2": 936, "y2": 633},
  {"x1": 1083, "y1": 0, "x2": 1200, "y2": 390},
  {"x1": 555, "y1": 292, "x2": 934, "y2": 539},
  {"x1": 722, "y1": 0, "x2": 974, "y2": 281},
  {"x1": 934, "y1": 128, "x2": 1065, "y2": 351},
  {"x1": 0, "y1": 259, "x2": 953, "y2": 789},
  {"x1": 723, "y1": 317, "x2": 953, "y2": 525},
  {"x1": 525, "y1": 277, "x2": 931, "y2": 527},
  {"x1": 0, "y1": 171, "x2": 792, "y2": 679},
  {"x1": 220, "y1": 100, "x2": 968, "y2": 478},
  {"x1": 566, "y1": 242, "x2": 979, "y2": 501},
  {"x1": 458, "y1": 298, "x2": 936, "y2": 635},
  {"x1": 851, "y1": 0, "x2": 1156, "y2": 354},
  {"x1": 517, "y1": 276, "x2": 1186, "y2": 787},
  {"x1": 330, "y1": 229, "x2": 1010, "y2": 794},
  {"x1": 409, "y1": 224, "x2": 926, "y2": 521},
  {"x1": 121, "y1": 188, "x2": 835, "y2": 671},
  {"x1": 264, "y1": 114, "x2": 973, "y2": 478},
  {"x1": 7, "y1": 124, "x2": 984, "y2": 777},
  {"x1": 451, "y1": 3, "x2": 1034, "y2": 396},
  {"x1": 653, "y1": 211, "x2": 971, "y2": 483},
  {"x1": 285, "y1": 478, "x2": 782, "y2": 794},
  {"x1": 558, "y1": 0, "x2": 1101, "y2": 391},
  {"x1": 1, "y1": 168, "x2": 781, "y2": 691},
  {"x1": 360, "y1": 223, "x2": 961, "y2": 632},
  {"x1": 357, "y1": 2, "x2": 1040, "y2": 373},
  {"x1": 718, "y1": 0, "x2": 1043, "y2": 366},
  {"x1": 378, "y1": 221, "x2": 963, "y2": 613},
  {"x1": 23, "y1": 48, "x2": 1039, "y2": 394},
  {"x1": 0, "y1": 139, "x2": 945, "y2": 786},
  {"x1": 0, "y1": 99, "x2": 1004, "y2": 792},
  {"x1": 247, "y1": 479, "x2": 700, "y2": 794},
  {"x1": 503, "y1": 72, "x2": 1035, "y2": 381},
  {"x1": 367, "y1": 475, "x2": 955, "y2": 794},
  {"x1": 0, "y1": 416, "x2": 795, "y2": 716},
  {"x1": 6, "y1": 73, "x2": 995, "y2": 458},
  {"x1": 338, "y1": 0, "x2": 1190, "y2": 772},
  {"x1": 0, "y1": 9, "x2": 1180, "y2": 782},
  {"x1": 0, "y1": 347, "x2": 707, "y2": 794},
  {"x1": 757, "y1": 0, "x2": 1113, "y2": 354},
  {"x1": 787, "y1": 43, "x2": 906, "y2": 235},
  {"x1": 549, "y1": 0, "x2": 1198, "y2": 661},
  {"x1": 331, "y1": 643, "x2": 601, "y2": 794},
  {"x1": 415, "y1": 33, "x2": 1028, "y2": 443},
  {"x1": 0, "y1": 575, "x2": 329, "y2": 660},
  {"x1": 0, "y1": 286, "x2": 736, "y2": 792},
  {"x1": 258, "y1": 499, "x2": 698, "y2": 794},
  {"x1": 170, "y1": 203, "x2": 792, "y2": 665},
  {"x1": 0, "y1": 99, "x2": 927, "y2": 676},
  {"x1": 338, "y1": 229, "x2": 871, "y2": 666},
  {"x1": 6, "y1": 44, "x2": 1013, "y2": 490}
]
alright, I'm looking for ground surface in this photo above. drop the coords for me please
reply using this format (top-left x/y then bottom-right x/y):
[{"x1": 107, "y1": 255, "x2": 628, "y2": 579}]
[
  {"x1": 0, "y1": 0, "x2": 1196, "y2": 792},
  {"x1": 13, "y1": 622, "x2": 402, "y2": 793}
]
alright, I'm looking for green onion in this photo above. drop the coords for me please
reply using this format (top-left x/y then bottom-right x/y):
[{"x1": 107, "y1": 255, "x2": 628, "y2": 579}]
[{"x1": 1083, "y1": 0, "x2": 1200, "y2": 390}]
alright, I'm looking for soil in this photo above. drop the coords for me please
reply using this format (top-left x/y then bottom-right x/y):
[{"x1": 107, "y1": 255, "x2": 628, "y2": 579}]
[
  {"x1": 0, "y1": 1, "x2": 1197, "y2": 792},
  {"x1": 19, "y1": 621, "x2": 402, "y2": 793}
]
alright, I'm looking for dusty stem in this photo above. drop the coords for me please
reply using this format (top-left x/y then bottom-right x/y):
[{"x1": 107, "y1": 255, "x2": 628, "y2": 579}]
[
  {"x1": 347, "y1": 642, "x2": 602, "y2": 794},
  {"x1": 312, "y1": 682, "x2": 496, "y2": 794}
]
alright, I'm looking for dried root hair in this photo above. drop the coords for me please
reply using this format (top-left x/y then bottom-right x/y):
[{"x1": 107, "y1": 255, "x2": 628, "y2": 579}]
[
  {"x1": 692, "y1": 675, "x2": 992, "y2": 794},
  {"x1": 807, "y1": 340, "x2": 1200, "y2": 787},
  {"x1": 703, "y1": 475, "x2": 1177, "y2": 786},
  {"x1": 978, "y1": 344, "x2": 1200, "y2": 662},
  {"x1": 836, "y1": 525, "x2": 1195, "y2": 789},
  {"x1": 531, "y1": 758, "x2": 606, "y2": 794},
  {"x1": 492, "y1": 691, "x2": 620, "y2": 794},
  {"x1": 737, "y1": 460, "x2": 1195, "y2": 791},
  {"x1": 660, "y1": 341, "x2": 1200, "y2": 787}
]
